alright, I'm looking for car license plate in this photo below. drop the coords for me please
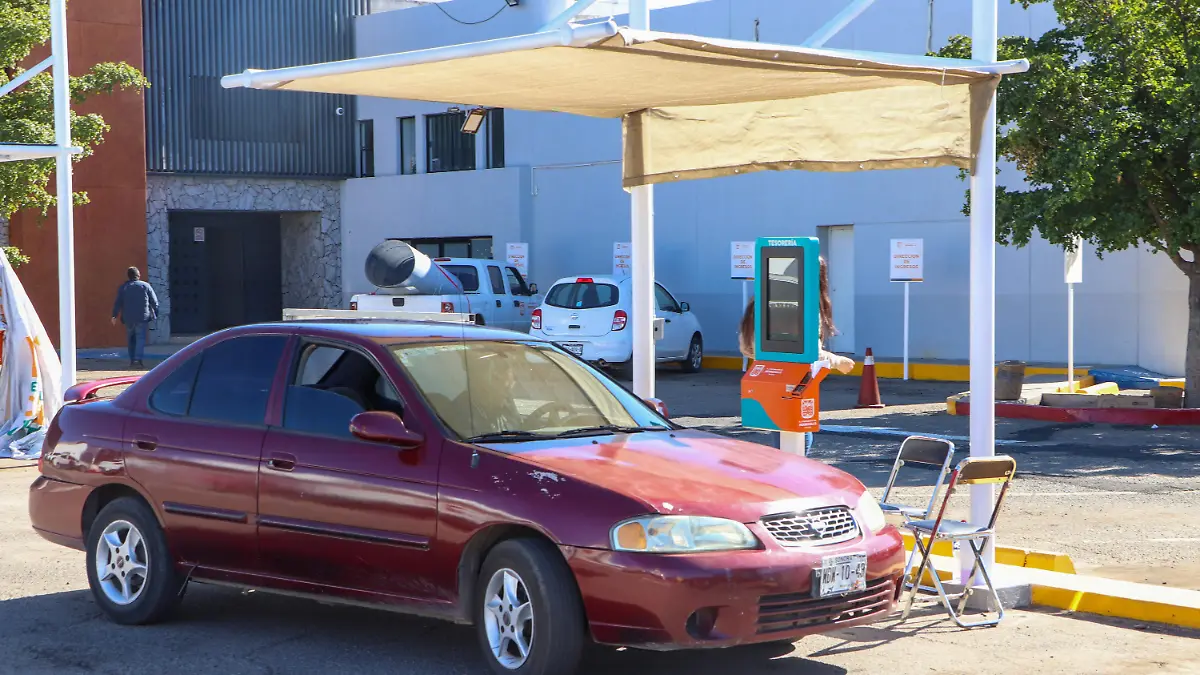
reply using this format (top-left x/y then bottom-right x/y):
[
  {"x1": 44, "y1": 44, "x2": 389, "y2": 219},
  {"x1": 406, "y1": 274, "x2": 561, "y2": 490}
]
[
  {"x1": 813, "y1": 553, "x2": 868, "y2": 599},
  {"x1": 560, "y1": 342, "x2": 584, "y2": 357}
]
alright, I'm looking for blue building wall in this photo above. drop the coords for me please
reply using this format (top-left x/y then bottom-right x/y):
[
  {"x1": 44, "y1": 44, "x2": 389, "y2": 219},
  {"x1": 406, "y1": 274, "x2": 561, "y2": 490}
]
[{"x1": 343, "y1": 0, "x2": 1188, "y2": 375}]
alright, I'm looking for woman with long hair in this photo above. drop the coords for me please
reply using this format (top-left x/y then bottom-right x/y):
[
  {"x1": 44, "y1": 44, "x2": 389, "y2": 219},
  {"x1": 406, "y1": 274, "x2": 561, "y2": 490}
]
[{"x1": 738, "y1": 256, "x2": 854, "y2": 452}]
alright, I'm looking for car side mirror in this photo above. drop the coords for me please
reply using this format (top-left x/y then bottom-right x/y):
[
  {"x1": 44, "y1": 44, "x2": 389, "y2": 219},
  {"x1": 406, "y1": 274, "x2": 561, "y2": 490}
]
[
  {"x1": 528, "y1": 283, "x2": 538, "y2": 295},
  {"x1": 350, "y1": 411, "x2": 423, "y2": 449},
  {"x1": 680, "y1": 302, "x2": 690, "y2": 313}
]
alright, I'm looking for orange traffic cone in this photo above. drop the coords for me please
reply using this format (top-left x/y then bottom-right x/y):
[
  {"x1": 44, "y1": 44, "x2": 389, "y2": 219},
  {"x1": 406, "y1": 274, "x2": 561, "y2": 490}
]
[{"x1": 856, "y1": 347, "x2": 885, "y2": 409}]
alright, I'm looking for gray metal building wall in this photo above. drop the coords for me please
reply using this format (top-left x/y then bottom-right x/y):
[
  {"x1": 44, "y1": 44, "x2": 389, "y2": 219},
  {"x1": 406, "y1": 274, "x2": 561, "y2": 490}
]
[{"x1": 143, "y1": 0, "x2": 370, "y2": 177}]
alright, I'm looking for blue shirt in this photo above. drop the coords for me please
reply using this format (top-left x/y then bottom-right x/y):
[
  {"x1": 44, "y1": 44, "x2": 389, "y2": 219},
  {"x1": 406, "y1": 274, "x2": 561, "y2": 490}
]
[{"x1": 112, "y1": 280, "x2": 159, "y2": 326}]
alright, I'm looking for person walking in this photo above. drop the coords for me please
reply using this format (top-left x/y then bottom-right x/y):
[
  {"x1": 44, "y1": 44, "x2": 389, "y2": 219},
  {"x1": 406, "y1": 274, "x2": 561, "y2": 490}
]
[
  {"x1": 111, "y1": 267, "x2": 159, "y2": 369},
  {"x1": 739, "y1": 256, "x2": 854, "y2": 453}
]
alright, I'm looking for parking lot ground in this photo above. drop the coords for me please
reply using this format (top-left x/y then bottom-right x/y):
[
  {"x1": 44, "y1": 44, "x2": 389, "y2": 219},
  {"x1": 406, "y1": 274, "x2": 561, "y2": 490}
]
[
  {"x1": 0, "y1": 361, "x2": 1196, "y2": 673},
  {"x1": 649, "y1": 368, "x2": 1200, "y2": 591}
]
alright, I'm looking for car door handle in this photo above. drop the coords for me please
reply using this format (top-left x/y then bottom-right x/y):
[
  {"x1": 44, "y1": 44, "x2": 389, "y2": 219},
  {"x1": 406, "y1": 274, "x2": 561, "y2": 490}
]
[
  {"x1": 664, "y1": 318, "x2": 672, "y2": 323},
  {"x1": 132, "y1": 435, "x2": 158, "y2": 451},
  {"x1": 513, "y1": 300, "x2": 520, "y2": 307},
  {"x1": 495, "y1": 300, "x2": 502, "y2": 308},
  {"x1": 267, "y1": 453, "x2": 296, "y2": 472}
]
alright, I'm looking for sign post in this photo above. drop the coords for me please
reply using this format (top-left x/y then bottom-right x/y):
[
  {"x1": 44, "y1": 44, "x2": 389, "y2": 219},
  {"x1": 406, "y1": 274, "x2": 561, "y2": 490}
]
[
  {"x1": 731, "y1": 241, "x2": 755, "y2": 371},
  {"x1": 613, "y1": 242, "x2": 632, "y2": 278},
  {"x1": 1064, "y1": 237, "x2": 1083, "y2": 388},
  {"x1": 890, "y1": 239, "x2": 924, "y2": 380}
]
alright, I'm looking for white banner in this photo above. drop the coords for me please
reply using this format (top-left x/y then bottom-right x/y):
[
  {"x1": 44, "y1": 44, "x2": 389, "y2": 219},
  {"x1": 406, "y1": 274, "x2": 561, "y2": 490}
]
[
  {"x1": 613, "y1": 242, "x2": 632, "y2": 277},
  {"x1": 506, "y1": 242, "x2": 529, "y2": 276},
  {"x1": 890, "y1": 238, "x2": 924, "y2": 282},
  {"x1": 731, "y1": 241, "x2": 755, "y2": 279},
  {"x1": 0, "y1": 254, "x2": 63, "y2": 459}
]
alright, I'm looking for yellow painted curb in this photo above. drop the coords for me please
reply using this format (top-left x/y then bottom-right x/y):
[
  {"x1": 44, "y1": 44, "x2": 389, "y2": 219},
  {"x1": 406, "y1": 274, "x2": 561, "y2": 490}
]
[
  {"x1": 703, "y1": 356, "x2": 1093, "y2": 383},
  {"x1": 1027, "y1": 573, "x2": 1200, "y2": 631},
  {"x1": 901, "y1": 532, "x2": 1076, "y2": 574}
]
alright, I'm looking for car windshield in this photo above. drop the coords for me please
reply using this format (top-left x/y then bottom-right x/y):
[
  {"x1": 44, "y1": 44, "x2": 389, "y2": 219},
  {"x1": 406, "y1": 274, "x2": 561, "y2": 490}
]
[
  {"x1": 546, "y1": 282, "x2": 619, "y2": 309},
  {"x1": 390, "y1": 340, "x2": 671, "y2": 443}
]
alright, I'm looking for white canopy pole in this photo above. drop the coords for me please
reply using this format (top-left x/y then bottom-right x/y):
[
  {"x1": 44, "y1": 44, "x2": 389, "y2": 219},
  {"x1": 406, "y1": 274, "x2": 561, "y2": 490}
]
[
  {"x1": 630, "y1": 0, "x2": 655, "y2": 398},
  {"x1": 967, "y1": 0, "x2": 998, "y2": 578},
  {"x1": 50, "y1": 0, "x2": 77, "y2": 390}
]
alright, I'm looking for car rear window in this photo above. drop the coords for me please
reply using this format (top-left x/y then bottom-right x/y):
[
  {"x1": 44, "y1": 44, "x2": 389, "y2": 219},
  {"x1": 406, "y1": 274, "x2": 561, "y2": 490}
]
[
  {"x1": 546, "y1": 282, "x2": 619, "y2": 309},
  {"x1": 442, "y1": 265, "x2": 479, "y2": 292}
]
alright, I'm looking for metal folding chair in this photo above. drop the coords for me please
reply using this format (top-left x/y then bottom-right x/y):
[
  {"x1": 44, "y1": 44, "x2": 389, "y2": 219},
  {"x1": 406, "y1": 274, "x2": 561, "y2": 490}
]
[
  {"x1": 879, "y1": 436, "x2": 956, "y2": 523},
  {"x1": 898, "y1": 455, "x2": 1018, "y2": 628}
]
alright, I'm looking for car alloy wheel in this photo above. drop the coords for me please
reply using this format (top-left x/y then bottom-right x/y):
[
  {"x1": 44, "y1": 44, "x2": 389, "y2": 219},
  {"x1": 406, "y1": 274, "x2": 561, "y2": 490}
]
[
  {"x1": 682, "y1": 335, "x2": 703, "y2": 373},
  {"x1": 483, "y1": 568, "x2": 535, "y2": 670},
  {"x1": 94, "y1": 519, "x2": 150, "y2": 606}
]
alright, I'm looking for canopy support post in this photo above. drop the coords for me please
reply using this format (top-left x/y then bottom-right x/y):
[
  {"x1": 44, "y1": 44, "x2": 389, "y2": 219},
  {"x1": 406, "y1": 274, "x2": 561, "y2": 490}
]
[
  {"x1": 50, "y1": 0, "x2": 77, "y2": 390},
  {"x1": 0, "y1": 56, "x2": 54, "y2": 98},
  {"x1": 630, "y1": 0, "x2": 655, "y2": 399},
  {"x1": 967, "y1": 0, "x2": 998, "y2": 581},
  {"x1": 802, "y1": 0, "x2": 877, "y2": 48}
]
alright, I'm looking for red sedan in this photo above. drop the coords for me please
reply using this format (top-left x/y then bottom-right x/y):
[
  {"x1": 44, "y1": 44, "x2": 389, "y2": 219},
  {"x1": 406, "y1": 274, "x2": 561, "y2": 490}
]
[{"x1": 29, "y1": 320, "x2": 904, "y2": 675}]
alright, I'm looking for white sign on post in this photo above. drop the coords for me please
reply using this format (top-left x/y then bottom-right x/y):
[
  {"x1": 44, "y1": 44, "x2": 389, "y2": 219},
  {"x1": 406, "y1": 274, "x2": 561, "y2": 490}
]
[
  {"x1": 613, "y1": 242, "x2": 632, "y2": 277},
  {"x1": 1064, "y1": 237, "x2": 1083, "y2": 284},
  {"x1": 889, "y1": 238, "x2": 924, "y2": 282},
  {"x1": 506, "y1": 242, "x2": 529, "y2": 276},
  {"x1": 1064, "y1": 237, "x2": 1083, "y2": 386},
  {"x1": 731, "y1": 241, "x2": 755, "y2": 280},
  {"x1": 890, "y1": 239, "x2": 924, "y2": 380}
]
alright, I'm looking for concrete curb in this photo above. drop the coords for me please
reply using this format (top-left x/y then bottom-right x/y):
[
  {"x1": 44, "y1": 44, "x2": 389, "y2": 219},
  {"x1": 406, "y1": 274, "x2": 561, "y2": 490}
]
[
  {"x1": 948, "y1": 394, "x2": 1200, "y2": 426},
  {"x1": 901, "y1": 533, "x2": 1076, "y2": 574},
  {"x1": 907, "y1": 541, "x2": 1200, "y2": 630},
  {"x1": 703, "y1": 356, "x2": 1091, "y2": 383}
]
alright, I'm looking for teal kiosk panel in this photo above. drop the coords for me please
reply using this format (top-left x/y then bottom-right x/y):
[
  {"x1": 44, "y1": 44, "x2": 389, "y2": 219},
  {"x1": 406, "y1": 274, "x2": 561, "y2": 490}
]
[{"x1": 754, "y1": 237, "x2": 821, "y2": 363}]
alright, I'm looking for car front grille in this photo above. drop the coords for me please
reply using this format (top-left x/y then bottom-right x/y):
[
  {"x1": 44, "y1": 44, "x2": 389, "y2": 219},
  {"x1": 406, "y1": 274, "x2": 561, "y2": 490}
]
[
  {"x1": 756, "y1": 578, "x2": 894, "y2": 635},
  {"x1": 761, "y1": 506, "x2": 860, "y2": 546}
]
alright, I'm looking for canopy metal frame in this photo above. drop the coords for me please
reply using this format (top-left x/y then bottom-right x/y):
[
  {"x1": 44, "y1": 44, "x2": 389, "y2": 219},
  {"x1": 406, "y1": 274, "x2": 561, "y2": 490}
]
[
  {"x1": 223, "y1": 0, "x2": 1013, "y2": 578},
  {"x1": 0, "y1": 0, "x2": 81, "y2": 393}
]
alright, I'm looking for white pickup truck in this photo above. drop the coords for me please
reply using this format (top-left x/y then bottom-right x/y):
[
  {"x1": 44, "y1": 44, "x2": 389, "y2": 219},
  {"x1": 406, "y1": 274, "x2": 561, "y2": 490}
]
[{"x1": 350, "y1": 249, "x2": 541, "y2": 332}]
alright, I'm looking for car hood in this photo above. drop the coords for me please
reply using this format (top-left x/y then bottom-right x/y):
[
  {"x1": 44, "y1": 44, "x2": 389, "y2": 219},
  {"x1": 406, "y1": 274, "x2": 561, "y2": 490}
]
[{"x1": 501, "y1": 429, "x2": 867, "y2": 523}]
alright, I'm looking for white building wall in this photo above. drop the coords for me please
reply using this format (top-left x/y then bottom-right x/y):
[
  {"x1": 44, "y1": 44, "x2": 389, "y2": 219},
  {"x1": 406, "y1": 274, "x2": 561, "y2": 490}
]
[{"x1": 345, "y1": 0, "x2": 1188, "y2": 375}]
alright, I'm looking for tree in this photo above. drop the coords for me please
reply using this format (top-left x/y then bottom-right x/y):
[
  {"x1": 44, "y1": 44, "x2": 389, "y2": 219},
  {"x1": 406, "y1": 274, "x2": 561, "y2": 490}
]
[
  {"x1": 1, "y1": 0, "x2": 149, "y2": 267},
  {"x1": 939, "y1": 0, "x2": 1200, "y2": 402}
]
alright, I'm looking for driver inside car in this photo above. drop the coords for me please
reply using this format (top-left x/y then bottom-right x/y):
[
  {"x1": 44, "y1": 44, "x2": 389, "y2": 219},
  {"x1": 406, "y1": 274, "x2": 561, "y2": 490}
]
[{"x1": 462, "y1": 351, "x2": 524, "y2": 437}]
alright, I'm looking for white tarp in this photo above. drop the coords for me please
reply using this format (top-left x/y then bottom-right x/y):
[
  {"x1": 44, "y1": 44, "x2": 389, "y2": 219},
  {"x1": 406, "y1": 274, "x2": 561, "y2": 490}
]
[{"x1": 0, "y1": 254, "x2": 63, "y2": 459}]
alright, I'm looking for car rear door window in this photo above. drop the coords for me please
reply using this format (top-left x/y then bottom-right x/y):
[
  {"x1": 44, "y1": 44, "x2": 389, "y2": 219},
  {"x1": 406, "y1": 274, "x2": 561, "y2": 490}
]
[
  {"x1": 442, "y1": 265, "x2": 480, "y2": 292},
  {"x1": 546, "y1": 282, "x2": 619, "y2": 309},
  {"x1": 148, "y1": 355, "x2": 201, "y2": 416},
  {"x1": 189, "y1": 335, "x2": 287, "y2": 426}
]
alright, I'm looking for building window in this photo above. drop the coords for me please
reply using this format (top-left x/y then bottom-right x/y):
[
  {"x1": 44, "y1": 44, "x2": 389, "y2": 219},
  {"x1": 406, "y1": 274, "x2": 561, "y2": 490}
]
[
  {"x1": 486, "y1": 109, "x2": 505, "y2": 169},
  {"x1": 358, "y1": 119, "x2": 375, "y2": 177},
  {"x1": 398, "y1": 116, "x2": 417, "y2": 175},
  {"x1": 404, "y1": 237, "x2": 493, "y2": 260},
  {"x1": 426, "y1": 112, "x2": 476, "y2": 173}
]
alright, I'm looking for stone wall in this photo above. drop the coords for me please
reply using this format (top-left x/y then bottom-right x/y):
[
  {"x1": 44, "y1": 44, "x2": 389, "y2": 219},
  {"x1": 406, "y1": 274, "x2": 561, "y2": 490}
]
[
  {"x1": 0, "y1": 217, "x2": 8, "y2": 247},
  {"x1": 146, "y1": 175, "x2": 343, "y2": 341}
]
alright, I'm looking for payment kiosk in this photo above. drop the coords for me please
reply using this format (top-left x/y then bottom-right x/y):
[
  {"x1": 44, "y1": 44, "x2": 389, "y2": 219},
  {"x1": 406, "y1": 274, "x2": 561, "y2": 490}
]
[{"x1": 740, "y1": 237, "x2": 830, "y2": 456}]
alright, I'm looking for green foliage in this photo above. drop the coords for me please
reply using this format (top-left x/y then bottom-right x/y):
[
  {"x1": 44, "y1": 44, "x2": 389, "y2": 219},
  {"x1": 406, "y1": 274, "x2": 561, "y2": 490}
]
[
  {"x1": 1, "y1": 0, "x2": 149, "y2": 258},
  {"x1": 937, "y1": 0, "x2": 1200, "y2": 271},
  {"x1": 3, "y1": 246, "x2": 29, "y2": 268}
]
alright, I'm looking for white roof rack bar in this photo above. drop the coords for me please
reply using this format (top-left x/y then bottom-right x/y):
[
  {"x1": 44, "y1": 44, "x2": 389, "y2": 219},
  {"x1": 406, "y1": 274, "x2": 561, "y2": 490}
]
[{"x1": 282, "y1": 308, "x2": 478, "y2": 324}]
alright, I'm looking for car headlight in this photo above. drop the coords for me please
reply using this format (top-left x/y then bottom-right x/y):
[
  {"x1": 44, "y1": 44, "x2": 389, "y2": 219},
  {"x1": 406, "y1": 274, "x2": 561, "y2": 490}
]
[
  {"x1": 856, "y1": 491, "x2": 888, "y2": 534},
  {"x1": 611, "y1": 515, "x2": 759, "y2": 553}
]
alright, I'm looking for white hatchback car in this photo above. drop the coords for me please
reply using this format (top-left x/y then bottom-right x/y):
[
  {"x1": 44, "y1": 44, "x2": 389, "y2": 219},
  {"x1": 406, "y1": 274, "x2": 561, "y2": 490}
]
[{"x1": 529, "y1": 275, "x2": 704, "y2": 374}]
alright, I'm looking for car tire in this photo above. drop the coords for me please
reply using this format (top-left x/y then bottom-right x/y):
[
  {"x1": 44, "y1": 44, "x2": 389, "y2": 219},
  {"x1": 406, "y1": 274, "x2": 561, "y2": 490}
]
[
  {"x1": 681, "y1": 334, "x2": 703, "y2": 373},
  {"x1": 474, "y1": 538, "x2": 586, "y2": 675},
  {"x1": 85, "y1": 496, "x2": 184, "y2": 625}
]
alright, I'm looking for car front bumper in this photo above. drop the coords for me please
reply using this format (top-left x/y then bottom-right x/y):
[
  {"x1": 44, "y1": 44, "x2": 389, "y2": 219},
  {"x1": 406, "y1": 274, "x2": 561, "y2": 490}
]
[{"x1": 563, "y1": 525, "x2": 905, "y2": 649}]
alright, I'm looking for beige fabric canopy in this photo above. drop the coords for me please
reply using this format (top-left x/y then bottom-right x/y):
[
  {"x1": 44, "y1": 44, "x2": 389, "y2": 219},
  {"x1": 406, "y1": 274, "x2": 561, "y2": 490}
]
[{"x1": 223, "y1": 23, "x2": 1028, "y2": 187}]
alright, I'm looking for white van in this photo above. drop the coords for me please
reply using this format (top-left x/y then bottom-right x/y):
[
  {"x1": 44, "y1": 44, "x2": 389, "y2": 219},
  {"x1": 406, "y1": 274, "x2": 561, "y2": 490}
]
[
  {"x1": 351, "y1": 257, "x2": 541, "y2": 331},
  {"x1": 529, "y1": 275, "x2": 704, "y2": 373}
]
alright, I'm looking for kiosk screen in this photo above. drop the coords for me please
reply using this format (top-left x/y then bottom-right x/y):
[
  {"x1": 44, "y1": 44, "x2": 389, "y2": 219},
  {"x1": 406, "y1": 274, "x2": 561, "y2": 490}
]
[{"x1": 759, "y1": 246, "x2": 805, "y2": 354}]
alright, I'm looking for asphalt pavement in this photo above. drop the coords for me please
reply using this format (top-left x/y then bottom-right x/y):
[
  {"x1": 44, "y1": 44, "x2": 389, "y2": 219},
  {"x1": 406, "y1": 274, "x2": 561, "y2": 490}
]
[{"x1": 0, "y1": 361, "x2": 1197, "y2": 673}]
